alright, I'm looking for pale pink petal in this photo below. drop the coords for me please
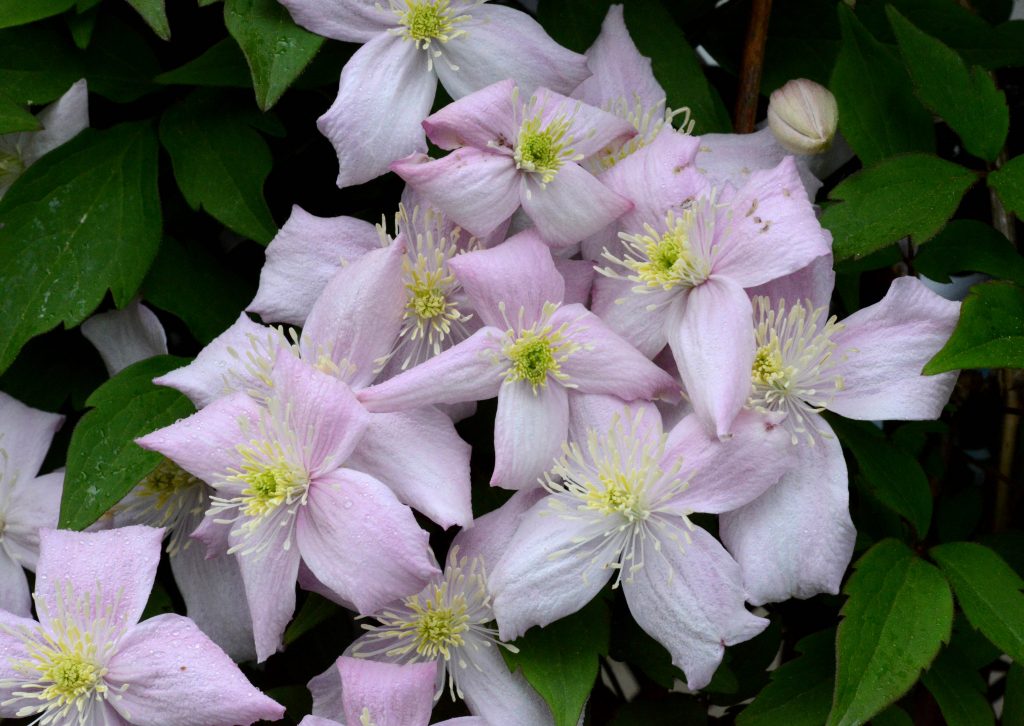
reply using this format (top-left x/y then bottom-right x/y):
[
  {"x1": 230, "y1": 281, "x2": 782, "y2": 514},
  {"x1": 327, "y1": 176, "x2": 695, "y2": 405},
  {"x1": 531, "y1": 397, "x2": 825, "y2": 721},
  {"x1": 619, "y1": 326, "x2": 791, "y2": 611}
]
[
  {"x1": 436, "y1": 5, "x2": 589, "y2": 98},
  {"x1": 233, "y1": 522, "x2": 301, "y2": 661},
  {"x1": 662, "y1": 411, "x2": 790, "y2": 514},
  {"x1": 357, "y1": 327, "x2": 504, "y2": 412},
  {"x1": 80, "y1": 301, "x2": 167, "y2": 376},
  {"x1": 299, "y1": 717, "x2": 341, "y2": 726},
  {"x1": 456, "y1": 641, "x2": 555, "y2": 726},
  {"x1": 439, "y1": 719, "x2": 489, "y2": 726},
  {"x1": 828, "y1": 277, "x2": 961, "y2": 420},
  {"x1": 152, "y1": 313, "x2": 282, "y2": 408},
  {"x1": 492, "y1": 379, "x2": 569, "y2": 490},
  {"x1": 712, "y1": 157, "x2": 831, "y2": 288},
  {"x1": 297, "y1": 468, "x2": 437, "y2": 615},
  {"x1": 106, "y1": 613, "x2": 284, "y2": 726},
  {"x1": 0, "y1": 548, "x2": 30, "y2": 616},
  {"x1": 567, "y1": 392, "x2": 662, "y2": 448},
  {"x1": 421, "y1": 78, "x2": 518, "y2": 150},
  {"x1": 391, "y1": 148, "x2": 521, "y2": 238},
  {"x1": 339, "y1": 657, "x2": 436, "y2": 726},
  {"x1": 590, "y1": 276, "x2": 675, "y2": 359},
  {"x1": 719, "y1": 422, "x2": 854, "y2": 604},
  {"x1": 277, "y1": 0, "x2": 391, "y2": 42},
  {"x1": 300, "y1": 242, "x2": 407, "y2": 390},
  {"x1": 575, "y1": 5, "x2": 663, "y2": 110},
  {"x1": 451, "y1": 487, "x2": 546, "y2": 569},
  {"x1": 0, "y1": 611, "x2": 38, "y2": 707},
  {"x1": 297, "y1": 560, "x2": 357, "y2": 612},
  {"x1": 623, "y1": 525, "x2": 768, "y2": 690},
  {"x1": 0, "y1": 392, "x2": 63, "y2": 487},
  {"x1": 521, "y1": 165, "x2": 633, "y2": 247},
  {"x1": 747, "y1": 253, "x2": 835, "y2": 311},
  {"x1": 3, "y1": 470, "x2": 63, "y2": 571},
  {"x1": 554, "y1": 257, "x2": 595, "y2": 306},
  {"x1": 490, "y1": 497, "x2": 617, "y2": 640},
  {"x1": 347, "y1": 408, "x2": 472, "y2": 528},
  {"x1": 694, "y1": 127, "x2": 823, "y2": 199},
  {"x1": 667, "y1": 277, "x2": 755, "y2": 438},
  {"x1": 319, "y1": 33, "x2": 436, "y2": 188},
  {"x1": 308, "y1": 657, "x2": 345, "y2": 718},
  {"x1": 249, "y1": 206, "x2": 380, "y2": 326},
  {"x1": 449, "y1": 230, "x2": 564, "y2": 328},
  {"x1": 553, "y1": 304, "x2": 679, "y2": 400},
  {"x1": 23, "y1": 78, "x2": 89, "y2": 165},
  {"x1": 531, "y1": 87, "x2": 636, "y2": 159},
  {"x1": 34, "y1": 526, "x2": 163, "y2": 632}
]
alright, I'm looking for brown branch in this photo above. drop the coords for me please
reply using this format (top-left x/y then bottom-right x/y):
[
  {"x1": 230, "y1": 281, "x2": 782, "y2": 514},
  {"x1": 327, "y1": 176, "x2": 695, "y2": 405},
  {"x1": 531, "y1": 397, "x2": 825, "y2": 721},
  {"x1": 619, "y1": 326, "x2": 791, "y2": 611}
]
[{"x1": 733, "y1": 0, "x2": 772, "y2": 133}]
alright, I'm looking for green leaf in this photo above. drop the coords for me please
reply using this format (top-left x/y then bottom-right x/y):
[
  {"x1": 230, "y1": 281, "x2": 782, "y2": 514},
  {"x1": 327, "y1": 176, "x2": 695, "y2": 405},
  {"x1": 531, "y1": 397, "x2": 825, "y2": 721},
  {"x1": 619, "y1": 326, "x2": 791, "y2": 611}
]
[
  {"x1": 829, "y1": 5, "x2": 935, "y2": 166},
  {"x1": 142, "y1": 236, "x2": 255, "y2": 344},
  {"x1": 159, "y1": 91, "x2": 276, "y2": 243},
  {"x1": 988, "y1": 154, "x2": 1024, "y2": 217},
  {"x1": 125, "y1": 0, "x2": 170, "y2": 40},
  {"x1": 829, "y1": 417, "x2": 932, "y2": 537},
  {"x1": 0, "y1": 26, "x2": 84, "y2": 104},
  {"x1": 1005, "y1": 663, "x2": 1024, "y2": 726},
  {"x1": 155, "y1": 38, "x2": 252, "y2": 88},
  {"x1": 921, "y1": 649, "x2": 995, "y2": 726},
  {"x1": 0, "y1": 95, "x2": 39, "y2": 134},
  {"x1": 60, "y1": 356, "x2": 194, "y2": 530},
  {"x1": 871, "y1": 706, "x2": 914, "y2": 726},
  {"x1": 914, "y1": 220, "x2": 1024, "y2": 287},
  {"x1": 0, "y1": 0, "x2": 75, "y2": 29},
  {"x1": 224, "y1": 0, "x2": 324, "y2": 111},
  {"x1": 923, "y1": 281, "x2": 1024, "y2": 373},
  {"x1": 82, "y1": 15, "x2": 161, "y2": 103},
  {"x1": 887, "y1": 8, "x2": 1008, "y2": 162},
  {"x1": 504, "y1": 599, "x2": 609, "y2": 726},
  {"x1": 0, "y1": 122, "x2": 161, "y2": 375},
  {"x1": 821, "y1": 153, "x2": 978, "y2": 261},
  {"x1": 283, "y1": 593, "x2": 338, "y2": 645},
  {"x1": 828, "y1": 539, "x2": 953, "y2": 726},
  {"x1": 737, "y1": 629, "x2": 835, "y2": 726},
  {"x1": 930, "y1": 541, "x2": 1024, "y2": 663}
]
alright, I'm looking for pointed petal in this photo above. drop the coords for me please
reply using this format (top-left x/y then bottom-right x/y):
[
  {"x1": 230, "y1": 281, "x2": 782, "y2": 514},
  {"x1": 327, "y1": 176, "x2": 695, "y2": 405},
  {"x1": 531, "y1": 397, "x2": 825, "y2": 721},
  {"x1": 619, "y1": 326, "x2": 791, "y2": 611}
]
[
  {"x1": 0, "y1": 610, "x2": 38, "y2": 706},
  {"x1": 553, "y1": 304, "x2": 679, "y2": 400},
  {"x1": 719, "y1": 422, "x2": 854, "y2": 604},
  {"x1": 554, "y1": 257, "x2": 595, "y2": 307},
  {"x1": 713, "y1": 157, "x2": 831, "y2": 287},
  {"x1": 436, "y1": 5, "x2": 589, "y2": 98},
  {"x1": 451, "y1": 487, "x2": 546, "y2": 570},
  {"x1": 357, "y1": 327, "x2": 504, "y2": 412},
  {"x1": 347, "y1": 408, "x2": 472, "y2": 528},
  {"x1": 234, "y1": 523, "x2": 301, "y2": 661},
  {"x1": 623, "y1": 526, "x2": 768, "y2": 690},
  {"x1": 106, "y1": 613, "x2": 284, "y2": 726},
  {"x1": 277, "y1": 0, "x2": 391, "y2": 42},
  {"x1": 449, "y1": 230, "x2": 564, "y2": 328},
  {"x1": 3, "y1": 470, "x2": 63, "y2": 571},
  {"x1": 297, "y1": 468, "x2": 437, "y2": 614},
  {"x1": 308, "y1": 657, "x2": 345, "y2": 718},
  {"x1": 34, "y1": 526, "x2": 163, "y2": 632},
  {"x1": 80, "y1": 301, "x2": 167, "y2": 376},
  {"x1": 492, "y1": 379, "x2": 569, "y2": 490},
  {"x1": 828, "y1": 277, "x2": 961, "y2": 420},
  {"x1": 522, "y1": 166, "x2": 633, "y2": 247},
  {"x1": 319, "y1": 34, "x2": 436, "y2": 188},
  {"x1": 668, "y1": 277, "x2": 755, "y2": 438},
  {"x1": 590, "y1": 276, "x2": 674, "y2": 358},
  {"x1": 249, "y1": 206, "x2": 380, "y2": 326},
  {"x1": 339, "y1": 657, "x2": 436, "y2": 726},
  {"x1": 567, "y1": 392, "x2": 662, "y2": 448},
  {"x1": 421, "y1": 78, "x2": 518, "y2": 150},
  {"x1": 301, "y1": 242, "x2": 407, "y2": 390},
  {"x1": 747, "y1": 252, "x2": 835, "y2": 312},
  {"x1": 662, "y1": 411, "x2": 790, "y2": 514},
  {"x1": 23, "y1": 79, "x2": 88, "y2": 165},
  {"x1": 575, "y1": 5, "x2": 663, "y2": 110},
  {"x1": 456, "y1": 642, "x2": 554, "y2": 726},
  {"x1": 0, "y1": 391, "x2": 63, "y2": 486},
  {"x1": 490, "y1": 497, "x2": 617, "y2": 640},
  {"x1": 0, "y1": 548, "x2": 30, "y2": 616},
  {"x1": 694, "y1": 127, "x2": 822, "y2": 199},
  {"x1": 391, "y1": 148, "x2": 521, "y2": 238}
]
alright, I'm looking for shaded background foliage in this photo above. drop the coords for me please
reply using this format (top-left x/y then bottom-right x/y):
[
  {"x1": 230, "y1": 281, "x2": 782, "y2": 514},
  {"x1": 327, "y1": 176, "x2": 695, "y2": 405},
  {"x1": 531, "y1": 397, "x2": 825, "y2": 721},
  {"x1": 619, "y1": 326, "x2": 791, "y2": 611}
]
[{"x1": 1, "y1": 0, "x2": 1024, "y2": 723}]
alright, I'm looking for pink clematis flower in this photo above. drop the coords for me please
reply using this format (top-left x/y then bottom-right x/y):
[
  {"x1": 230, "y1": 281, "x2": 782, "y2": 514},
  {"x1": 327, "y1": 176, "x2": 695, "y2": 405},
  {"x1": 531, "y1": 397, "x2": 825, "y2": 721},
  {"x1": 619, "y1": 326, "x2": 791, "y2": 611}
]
[
  {"x1": 720, "y1": 266, "x2": 961, "y2": 604},
  {"x1": 358, "y1": 231, "x2": 680, "y2": 489},
  {"x1": 392, "y1": 79, "x2": 637, "y2": 247},
  {"x1": 138, "y1": 352, "x2": 440, "y2": 661},
  {"x1": 0, "y1": 392, "x2": 63, "y2": 618},
  {"x1": 276, "y1": 0, "x2": 589, "y2": 188},
  {"x1": 488, "y1": 394, "x2": 792, "y2": 689},
  {"x1": 300, "y1": 657, "x2": 484, "y2": 726},
  {"x1": 0, "y1": 526, "x2": 284, "y2": 726}
]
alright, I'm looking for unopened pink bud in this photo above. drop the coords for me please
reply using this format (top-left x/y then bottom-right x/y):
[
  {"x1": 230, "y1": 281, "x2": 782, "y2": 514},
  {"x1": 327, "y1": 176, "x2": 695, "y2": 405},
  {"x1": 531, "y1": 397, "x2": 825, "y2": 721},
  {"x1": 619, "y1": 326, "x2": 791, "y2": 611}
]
[{"x1": 767, "y1": 79, "x2": 838, "y2": 155}]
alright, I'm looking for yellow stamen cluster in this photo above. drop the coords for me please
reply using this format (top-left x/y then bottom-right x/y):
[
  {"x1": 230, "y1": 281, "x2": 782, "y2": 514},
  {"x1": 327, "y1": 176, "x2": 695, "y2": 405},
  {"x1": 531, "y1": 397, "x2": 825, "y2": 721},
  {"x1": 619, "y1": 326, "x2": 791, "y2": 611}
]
[
  {"x1": 514, "y1": 115, "x2": 576, "y2": 186},
  {"x1": 751, "y1": 343, "x2": 790, "y2": 388},
  {"x1": 501, "y1": 303, "x2": 581, "y2": 391},
  {"x1": 609, "y1": 208, "x2": 709, "y2": 292},
  {"x1": 138, "y1": 459, "x2": 200, "y2": 510},
  {"x1": 394, "y1": 0, "x2": 470, "y2": 52},
  {"x1": 228, "y1": 444, "x2": 309, "y2": 520},
  {"x1": 586, "y1": 472, "x2": 647, "y2": 523},
  {"x1": 394, "y1": 582, "x2": 469, "y2": 661},
  {"x1": 590, "y1": 99, "x2": 695, "y2": 172}
]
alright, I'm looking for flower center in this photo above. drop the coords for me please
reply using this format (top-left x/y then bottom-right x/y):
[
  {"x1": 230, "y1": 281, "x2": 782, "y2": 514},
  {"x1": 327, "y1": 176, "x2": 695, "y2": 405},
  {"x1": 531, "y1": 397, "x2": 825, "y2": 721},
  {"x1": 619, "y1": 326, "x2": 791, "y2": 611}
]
[
  {"x1": 235, "y1": 456, "x2": 308, "y2": 519},
  {"x1": 43, "y1": 654, "x2": 101, "y2": 701},
  {"x1": 751, "y1": 344, "x2": 789, "y2": 388},
  {"x1": 114, "y1": 458, "x2": 206, "y2": 555},
  {"x1": 411, "y1": 597, "x2": 468, "y2": 660},
  {"x1": 138, "y1": 458, "x2": 198, "y2": 509},
  {"x1": 607, "y1": 207, "x2": 710, "y2": 292},
  {"x1": 514, "y1": 115, "x2": 576, "y2": 185},
  {"x1": 393, "y1": 0, "x2": 470, "y2": 58},
  {"x1": 498, "y1": 302, "x2": 581, "y2": 391},
  {"x1": 507, "y1": 335, "x2": 558, "y2": 386}
]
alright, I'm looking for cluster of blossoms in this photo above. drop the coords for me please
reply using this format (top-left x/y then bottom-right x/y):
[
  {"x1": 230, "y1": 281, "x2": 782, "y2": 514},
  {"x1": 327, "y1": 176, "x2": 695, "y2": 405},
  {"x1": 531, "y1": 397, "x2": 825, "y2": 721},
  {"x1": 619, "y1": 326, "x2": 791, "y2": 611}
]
[{"x1": 0, "y1": 2, "x2": 962, "y2": 724}]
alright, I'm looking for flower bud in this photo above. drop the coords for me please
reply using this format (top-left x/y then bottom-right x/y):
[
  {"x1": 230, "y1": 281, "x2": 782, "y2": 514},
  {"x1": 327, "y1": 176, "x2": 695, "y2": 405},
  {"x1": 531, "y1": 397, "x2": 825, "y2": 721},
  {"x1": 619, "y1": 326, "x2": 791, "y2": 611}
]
[{"x1": 767, "y1": 79, "x2": 838, "y2": 155}]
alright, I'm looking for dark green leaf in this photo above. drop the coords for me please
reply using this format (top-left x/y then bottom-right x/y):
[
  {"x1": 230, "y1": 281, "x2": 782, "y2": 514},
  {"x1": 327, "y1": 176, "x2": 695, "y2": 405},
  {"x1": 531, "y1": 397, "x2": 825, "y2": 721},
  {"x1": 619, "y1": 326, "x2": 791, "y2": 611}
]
[
  {"x1": 504, "y1": 599, "x2": 609, "y2": 726},
  {"x1": 283, "y1": 594, "x2": 338, "y2": 645},
  {"x1": 224, "y1": 0, "x2": 324, "y2": 111},
  {"x1": 0, "y1": 95, "x2": 39, "y2": 134},
  {"x1": 923, "y1": 281, "x2": 1024, "y2": 373},
  {"x1": 0, "y1": 0, "x2": 75, "y2": 29},
  {"x1": 0, "y1": 122, "x2": 161, "y2": 375},
  {"x1": 737, "y1": 629, "x2": 835, "y2": 726},
  {"x1": 914, "y1": 220, "x2": 1024, "y2": 287},
  {"x1": 930, "y1": 541, "x2": 1024, "y2": 663},
  {"x1": 821, "y1": 153, "x2": 978, "y2": 261},
  {"x1": 67, "y1": 7, "x2": 98, "y2": 49},
  {"x1": 1005, "y1": 663, "x2": 1024, "y2": 726},
  {"x1": 829, "y1": 5, "x2": 934, "y2": 166},
  {"x1": 535, "y1": 0, "x2": 608, "y2": 53},
  {"x1": 60, "y1": 356, "x2": 194, "y2": 530},
  {"x1": 921, "y1": 649, "x2": 995, "y2": 726},
  {"x1": 155, "y1": 38, "x2": 252, "y2": 88},
  {"x1": 872, "y1": 706, "x2": 914, "y2": 726},
  {"x1": 82, "y1": 15, "x2": 161, "y2": 103},
  {"x1": 125, "y1": 0, "x2": 170, "y2": 40},
  {"x1": 828, "y1": 539, "x2": 953, "y2": 726},
  {"x1": 159, "y1": 91, "x2": 276, "y2": 243},
  {"x1": 761, "y1": 0, "x2": 841, "y2": 92},
  {"x1": 0, "y1": 26, "x2": 84, "y2": 104},
  {"x1": 988, "y1": 154, "x2": 1024, "y2": 217}
]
